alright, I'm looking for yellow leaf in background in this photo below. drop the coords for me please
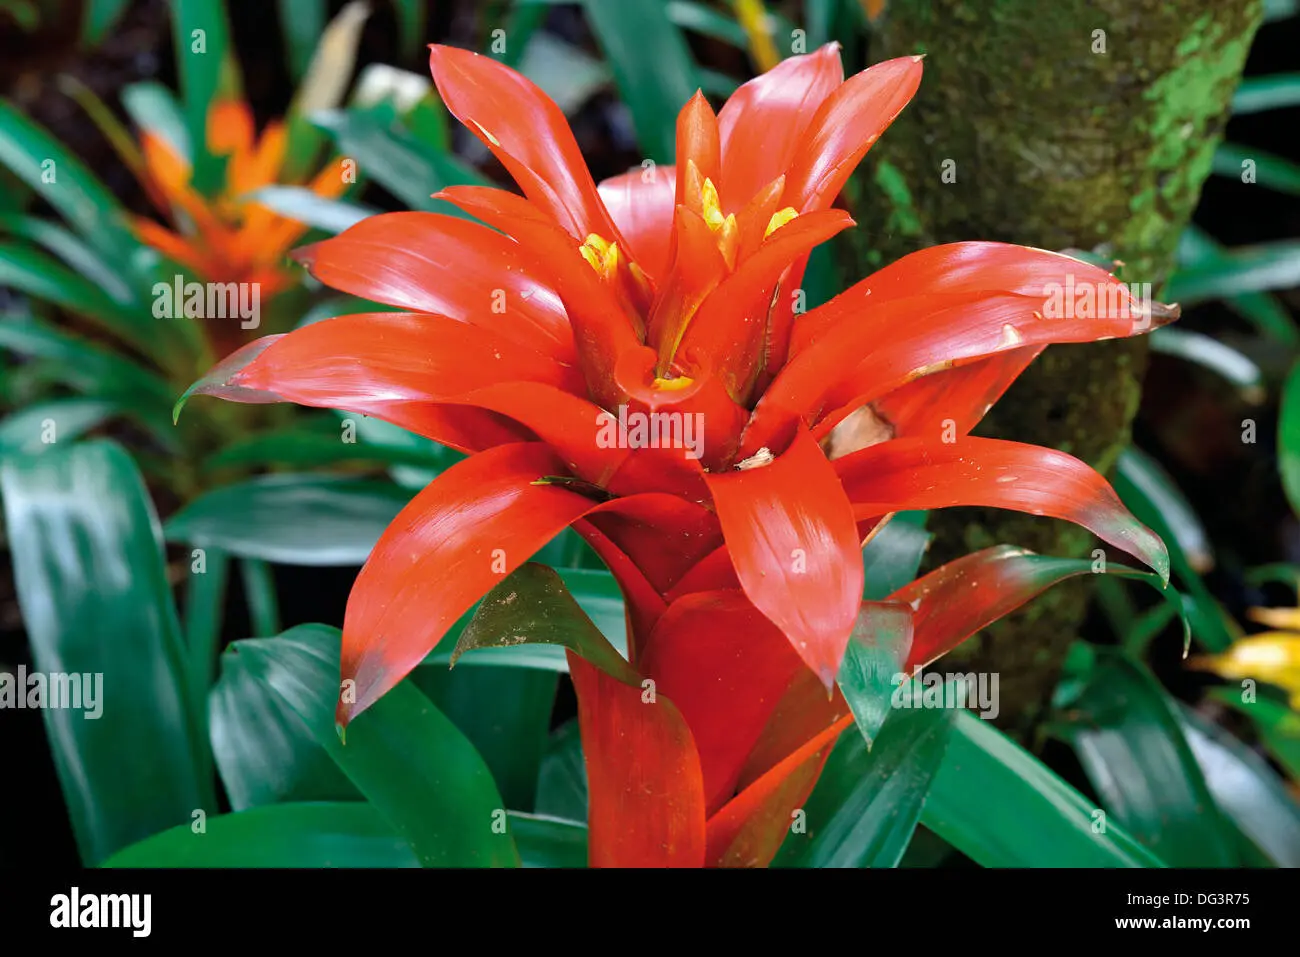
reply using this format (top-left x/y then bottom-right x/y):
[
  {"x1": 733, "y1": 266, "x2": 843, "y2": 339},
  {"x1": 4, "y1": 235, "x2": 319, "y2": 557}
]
[{"x1": 1193, "y1": 631, "x2": 1300, "y2": 708}]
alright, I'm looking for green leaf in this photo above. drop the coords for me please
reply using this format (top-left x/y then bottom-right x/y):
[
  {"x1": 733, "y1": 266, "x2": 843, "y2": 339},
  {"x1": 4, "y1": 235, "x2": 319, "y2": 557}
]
[
  {"x1": 1175, "y1": 224, "x2": 1298, "y2": 345},
  {"x1": 183, "y1": 545, "x2": 229, "y2": 703},
  {"x1": 1232, "y1": 73, "x2": 1300, "y2": 114},
  {"x1": 412, "y1": 665, "x2": 558, "y2": 812},
  {"x1": 665, "y1": 0, "x2": 749, "y2": 46},
  {"x1": 1280, "y1": 356, "x2": 1300, "y2": 521},
  {"x1": 837, "y1": 603, "x2": 914, "y2": 747},
  {"x1": 509, "y1": 812, "x2": 588, "y2": 867},
  {"x1": 1059, "y1": 648, "x2": 1239, "y2": 866},
  {"x1": 772, "y1": 703, "x2": 955, "y2": 867},
  {"x1": 242, "y1": 186, "x2": 378, "y2": 234},
  {"x1": 392, "y1": 0, "x2": 427, "y2": 61},
  {"x1": 516, "y1": 32, "x2": 611, "y2": 115},
  {"x1": 0, "y1": 97, "x2": 138, "y2": 265},
  {"x1": 581, "y1": 0, "x2": 702, "y2": 163},
  {"x1": 120, "y1": 81, "x2": 191, "y2": 160},
  {"x1": 102, "y1": 802, "x2": 417, "y2": 867},
  {"x1": 0, "y1": 441, "x2": 213, "y2": 865},
  {"x1": 921, "y1": 710, "x2": 1166, "y2": 867},
  {"x1": 278, "y1": 0, "x2": 327, "y2": 80},
  {"x1": 1214, "y1": 142, "x2": 1300, "y2": 196},
  {"x1": 310, "y1": 107, "x2": 491, "y2": 213},
  {"x1": 1207, "y1": 688, "x2": 1300, "y2": 782},
  {"x1": 0, "y1": 398, "x2": 117, "y2": 456},
  {"x1": 0, "y1": 212, "x2": 137, "y2": 305},
  {"x1": 171, "y1": 0, "x2": 232, "y2": 195},
  {"x1": 1165, "y1": 238, "x2": 1300, "y2": 303},
  {"x1": 233, "y1": 625, "x2": 521, "y2": 866},
  {"x1": 1178, "y1": 703, "x2": 1300, "y2": 867},
  {"x1": 1148, "y1": 327, "x2": 1264, "y2": 400},
  {"x1": 239, "y1": 558, "x2": 281, "y2": 637},
  {"x1": 81, "y1": 0, "x2": 132, "y2": 46},
  {"x1": 534, "y1": 718, "x2": 588, "y2": 822},
  {"x1": 209, "y1": 647, "x2": 360, "y2": 811},
  {"x1": 203, "y1": 419, "x2": 447, "y2": 472},
  {"x1": 164, "y1": 474, "x2": 412, "y2": 566},
  {"x1": 862, "y1": 510, "x2": 931, "y2": 600}
]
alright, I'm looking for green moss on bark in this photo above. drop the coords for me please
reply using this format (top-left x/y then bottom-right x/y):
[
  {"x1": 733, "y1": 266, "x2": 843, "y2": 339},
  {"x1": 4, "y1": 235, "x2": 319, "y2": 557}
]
[{"x1": 855, "y1": 0, "x2": 1263, "y2": 737}]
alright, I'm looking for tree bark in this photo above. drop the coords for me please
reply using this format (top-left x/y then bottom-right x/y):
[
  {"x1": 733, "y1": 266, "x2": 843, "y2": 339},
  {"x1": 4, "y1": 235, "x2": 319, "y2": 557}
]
[{"x1": 853, "y1": 0, "x2": 1264, "y2": 737}]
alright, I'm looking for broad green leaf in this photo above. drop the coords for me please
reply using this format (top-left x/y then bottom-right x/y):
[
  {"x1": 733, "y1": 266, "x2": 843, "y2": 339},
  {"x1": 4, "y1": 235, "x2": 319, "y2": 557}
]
[
  {"x1": 171, "y1": 0, "x2": 232, "y2": 194},
  {"x1": 1232, "y1": 73, "x2": 1300, "y2": 114},
  {"x1": 164, "y1": 474, "x2": 412, "y2": 566},
  {"x1": 203, "y1": 419, "x2": 447, "y2": 472},
  {"x1": 234, "y1": 624, "x2": 521, "y2": 866},
  {"x1": 209, "y1": 647, "x2": 360, "y2": 811},
  {"x1": 517, "y1": 32, "x2": 611, "y2": 115},
  {"x1": 773, "y1": 702, "x2": 955, "y2": 868},
  {"x1": 581, "y1": 0, "x2": 702, "y2": 163},
  {"x1": 1165, "y1": 238, "x2": 1300, "y2": 304},
  {"x1": 0, "y1": 212, "x2": 136, "y2": 304},
  {"x1": 0, "y1": 441, "x2": 213, "y2": 865},
  {"x1": 509, "y1": 812, "x2": 588, "y2": 867},
  {"x1": 0, "y1": 398, "x2": 116, "y2": 456},
  {"x1": 242, "y1": 186, "x2": 378, "y2": 234},
  {"x1": 666, "y1": 0, "x2": 749, "y2": 46},
  {"x1": 1148, "y1": 327, "x2": 1263, "y2": 399},
  {"x1": 1178, "y1": 703, "x2": 1300, "y2": 868},
  {"x1": 81, "y1": 0, "x2": 132, "y2": 45},
  {"x1": 921, "y1": 710, "x2": 1166, "y2": 867},
  {"x1": 1059, "y1": 648, "x2": 1239, "y2": 867},
  {"x1": 535, "y1": 718, "x2": 588, "y2": 822},
  {"x1": 1281, "y1": 357, "x2": 1300, "y2": 521},
  {"x1": 102, "y1": 802, "x2": 417, "y2": 867},
  {"x1": 413, "y1": 665, "x2": 558, "y2": 812}
]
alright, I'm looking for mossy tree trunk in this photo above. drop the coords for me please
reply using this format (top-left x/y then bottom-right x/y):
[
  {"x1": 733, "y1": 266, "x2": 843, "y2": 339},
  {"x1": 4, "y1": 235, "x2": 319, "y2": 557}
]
[{"x1": 852, "y1": 0, "x2": 1263, "y2": 737}]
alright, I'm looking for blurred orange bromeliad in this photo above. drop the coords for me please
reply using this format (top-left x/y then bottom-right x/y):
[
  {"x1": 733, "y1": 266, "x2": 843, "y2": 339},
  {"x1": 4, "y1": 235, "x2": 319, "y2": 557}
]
[
  {"x1": 185, "y1": 44, "x2": 1174, "y2": 867},
  {"x1": 133, "y1": 99, "x2": 347, "y2": 297}
]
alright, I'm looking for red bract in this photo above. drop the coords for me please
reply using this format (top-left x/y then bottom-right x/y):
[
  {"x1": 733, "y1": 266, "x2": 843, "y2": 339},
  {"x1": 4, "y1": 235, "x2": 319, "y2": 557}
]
[{"x1": 186, "y1": 43, "x2": 1173, "y2": 866}]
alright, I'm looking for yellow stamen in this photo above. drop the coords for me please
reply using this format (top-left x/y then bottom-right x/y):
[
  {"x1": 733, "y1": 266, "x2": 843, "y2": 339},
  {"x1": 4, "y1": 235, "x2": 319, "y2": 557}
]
[
  {"x1": 652, "y1": 374, "x2": 695, "y2": 392},
  {"x1": 764, "y1": 206, "x2": 799, "y2": 239},
  {"x1": 579, "y1": 233, "x2": 620, "y2": 281},
  {"x1": 701, "y1": 177, "x2": 726, "y2": 232}
]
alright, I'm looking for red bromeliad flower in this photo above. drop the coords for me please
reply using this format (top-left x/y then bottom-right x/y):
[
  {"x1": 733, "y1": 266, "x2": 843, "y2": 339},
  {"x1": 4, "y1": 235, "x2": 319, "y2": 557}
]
[{"x1": 186, "y1": 44, "x2": 1174, "y2": 867}]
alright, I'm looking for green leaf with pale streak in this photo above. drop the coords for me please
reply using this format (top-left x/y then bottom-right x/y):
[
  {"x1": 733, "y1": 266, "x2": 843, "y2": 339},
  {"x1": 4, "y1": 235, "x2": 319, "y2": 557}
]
[
  {"x1": 921, "y1": 710, "x2": 1166, "y2": 867},
  {"x1": 535, "y1": 718, "x2": 588, "y2": 822},
  {"x1": 203, "y1": 420, "x2": 446, "y2": 473},
  {"x1": 310, "y1": 107, "x2": 490, "y2": 213},
  {"x1": 233, "y1": 624, "x2": 520, "y2": 867},
  {"x1": 0, "y1": 441, "x2": 213, "y2": 865},
  {"x1": 243, "y1": 186, "x2": 378, "y2": 234},
  {"x1": 453, "y1": 563, "x2": 633, "y2": 682},
  {"x1": 1207, "y1": 688, "x2": 1300, "y2": 782},
  {"x1": 0, "y1": 213, "x2": 136, "y2": 304},
  {"x1": 1175, "y1": 224, "x2": 1298, "y2": 346},
  {"x1": 1149, "y1": 327, "x2": 1264, "y2": 399},
  {"x1": 0, "y1": 98, "x2": 138, "y2": 264},
  {"x1": 1232, "y1": 73, "x2": 1300, "y2": 114},
  {"x1": 1165, "y1": 238, "x2": 1300, "y2": 303},
  {"x1": 1060, "y1": 648, "x2": 1239, "y2": 867},
  {"x1": 1178, "y1": 703, "x2": 1300, "y2": 868},
  {"x1": 171, "y1": 0, "x2": 232, "y2": 195},
  {"x1": 0, "y1": 399, "x2": 116, "y2": 456},
  {"x1": 581, "y1": 0, "x2": 702, "y2": 163},
  {"x1": 102, "y1": 802, "x2": 418, "y2": 867},
  {"x1": 279, "y1": 0, "x2": 326, "y2": 80},
  {"x1": 209, "y1": 647, "x2": 361, "y2": 811},
  {"x1": 837, "y1": 602, "x2": 914, "y2": 747},
  {"x1": 121, "y1": 81, "x2": 191, "y2": 160},
  {"x1": 1280, "y1": 357, "x2": 1300, "y2": 521},
  {"x1": 164, "y1": 474, "x2": 412, "y2": 566},
  {"x1": 1214, "y1": 142, "x2": 1300, "y2": 196},
  {"x1": 509, "y1": 812, "x2": 588, "y2": 867},
  {"x1": 773, "y1": 703, "x2": 955, "y2": 867}
]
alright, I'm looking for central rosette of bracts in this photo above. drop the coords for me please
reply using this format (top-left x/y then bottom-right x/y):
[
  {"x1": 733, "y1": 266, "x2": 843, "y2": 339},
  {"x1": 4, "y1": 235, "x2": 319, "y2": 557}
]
[{"x1": 186, "y1": 44, "x2": 1174, "y2": 867}]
